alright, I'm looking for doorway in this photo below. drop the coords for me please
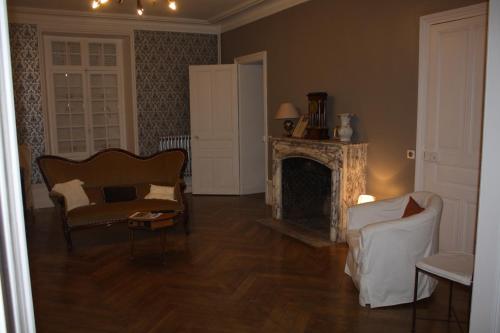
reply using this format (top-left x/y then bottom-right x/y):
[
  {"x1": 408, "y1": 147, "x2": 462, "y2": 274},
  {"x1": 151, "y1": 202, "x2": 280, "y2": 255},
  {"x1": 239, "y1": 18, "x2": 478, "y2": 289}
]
[{"x1": 235, "y1": 52, "x2": 268, "y2": 200}]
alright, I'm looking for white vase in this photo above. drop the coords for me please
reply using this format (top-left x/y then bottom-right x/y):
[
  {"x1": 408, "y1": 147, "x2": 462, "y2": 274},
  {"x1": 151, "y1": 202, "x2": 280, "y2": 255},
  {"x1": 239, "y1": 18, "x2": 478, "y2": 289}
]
[{"x1": 336, "y1": 113, "x2": 353, "y2": 142}]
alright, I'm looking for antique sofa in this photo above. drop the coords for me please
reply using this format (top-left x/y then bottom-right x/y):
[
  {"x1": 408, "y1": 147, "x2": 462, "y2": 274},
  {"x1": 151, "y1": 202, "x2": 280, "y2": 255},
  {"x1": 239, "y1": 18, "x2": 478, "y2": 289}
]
[{"x1": 37, "y1": 148, "x2": 188, "y2": 250}]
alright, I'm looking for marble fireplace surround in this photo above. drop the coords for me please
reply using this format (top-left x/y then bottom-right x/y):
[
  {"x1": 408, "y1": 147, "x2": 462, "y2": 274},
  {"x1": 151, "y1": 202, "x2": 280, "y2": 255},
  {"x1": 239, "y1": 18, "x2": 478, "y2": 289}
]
[{"x1": 271, "y1": 137, "x2": 368, "y2": 242}]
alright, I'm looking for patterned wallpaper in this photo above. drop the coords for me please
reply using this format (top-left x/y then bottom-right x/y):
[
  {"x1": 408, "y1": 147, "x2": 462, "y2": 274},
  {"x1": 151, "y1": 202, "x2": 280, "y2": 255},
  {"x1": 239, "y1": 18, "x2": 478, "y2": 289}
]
[
  {"x1": 134, "y1": 30, "x2": 218, "y2": 155},
  {"x1": 9, "y1": 23, "x2": 44, "y2": 184}
]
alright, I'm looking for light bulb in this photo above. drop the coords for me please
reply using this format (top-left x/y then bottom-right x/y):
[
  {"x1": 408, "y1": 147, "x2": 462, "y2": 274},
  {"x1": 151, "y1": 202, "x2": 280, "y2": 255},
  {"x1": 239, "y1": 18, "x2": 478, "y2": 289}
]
[
  {"x1": 91, "y1": 0, "x2": 100, "y2": 9},
  {"x1": 100, "y1": 0, "x2": 109, "y2": 3},
  {"x1": 357, "y1": 194, "x2": 376, "y2": 205},
  {"x1": 168, "y1": 1, "x2": 177, "y2": 10}
]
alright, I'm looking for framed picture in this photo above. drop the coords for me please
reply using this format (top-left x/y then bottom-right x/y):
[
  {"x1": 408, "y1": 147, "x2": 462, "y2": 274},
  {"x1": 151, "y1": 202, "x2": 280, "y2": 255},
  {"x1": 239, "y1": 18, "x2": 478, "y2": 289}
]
[{"x1": 292, "y1": 116, "x2": 309, "y2": 138}]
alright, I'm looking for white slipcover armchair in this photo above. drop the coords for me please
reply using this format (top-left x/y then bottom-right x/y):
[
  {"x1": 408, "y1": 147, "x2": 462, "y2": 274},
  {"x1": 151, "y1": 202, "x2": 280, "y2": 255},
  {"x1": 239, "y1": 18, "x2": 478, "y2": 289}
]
[{"x1": 344, "y1": 191, "x2": 443, "y2": 308}]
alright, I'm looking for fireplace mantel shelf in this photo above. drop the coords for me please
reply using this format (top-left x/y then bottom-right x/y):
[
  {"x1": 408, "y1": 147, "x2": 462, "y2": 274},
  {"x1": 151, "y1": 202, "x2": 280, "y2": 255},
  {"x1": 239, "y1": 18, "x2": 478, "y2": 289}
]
[
  {"x1": 270, "y1": 136, "x2": 366, "y2": 147},
  {"x1": 271, "y1": 136, "x2": 368, "y2": 242}
]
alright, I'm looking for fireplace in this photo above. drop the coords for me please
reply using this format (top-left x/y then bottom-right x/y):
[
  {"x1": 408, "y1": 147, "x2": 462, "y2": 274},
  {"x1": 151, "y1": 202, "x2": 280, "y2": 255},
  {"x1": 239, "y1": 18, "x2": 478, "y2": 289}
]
[
  {"x1": 282, "y1": 157, "x2": 331, "y2": 234},
  {"x1": 271, "y1": 137, "x2": 368, "y2": 242}
]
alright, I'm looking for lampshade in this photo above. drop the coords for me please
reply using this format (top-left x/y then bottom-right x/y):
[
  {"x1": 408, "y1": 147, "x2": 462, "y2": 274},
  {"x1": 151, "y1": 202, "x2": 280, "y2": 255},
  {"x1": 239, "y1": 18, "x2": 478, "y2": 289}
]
[
  {"x1": 275, "y1": 103, "x2": 299, "y2": 120},
  {"x1": 357, "y1": 194, "x2": 375, "y2": 204}
]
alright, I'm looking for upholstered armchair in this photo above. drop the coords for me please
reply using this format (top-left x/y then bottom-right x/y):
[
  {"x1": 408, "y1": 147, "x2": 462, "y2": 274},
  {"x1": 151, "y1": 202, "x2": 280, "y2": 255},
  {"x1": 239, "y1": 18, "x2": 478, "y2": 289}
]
[{"x1": 344, "y1": 191, "x2": 443, "y2": 308}]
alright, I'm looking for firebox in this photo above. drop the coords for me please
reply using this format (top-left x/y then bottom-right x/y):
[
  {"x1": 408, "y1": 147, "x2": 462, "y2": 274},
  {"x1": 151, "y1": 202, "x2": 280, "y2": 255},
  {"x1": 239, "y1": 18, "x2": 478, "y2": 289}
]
[{"x1": 282, "y1": 158, "x2": 331, "y2": 234}]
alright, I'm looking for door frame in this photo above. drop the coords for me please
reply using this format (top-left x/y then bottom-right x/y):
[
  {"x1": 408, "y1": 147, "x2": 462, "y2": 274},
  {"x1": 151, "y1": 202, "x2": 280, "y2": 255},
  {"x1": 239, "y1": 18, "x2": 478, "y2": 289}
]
[
  {"x1": 414, "y1": 2, "x2": 487, "y2": 190},
  {"x1": 234, "y1": 51, "x2": 269, "y2": 202},
  {"x1": 0, "y1": 1, "x2": 36, "y2": 331},
  {"x1": 470, "y1": 1, "x2": 500, "y2": 330}
]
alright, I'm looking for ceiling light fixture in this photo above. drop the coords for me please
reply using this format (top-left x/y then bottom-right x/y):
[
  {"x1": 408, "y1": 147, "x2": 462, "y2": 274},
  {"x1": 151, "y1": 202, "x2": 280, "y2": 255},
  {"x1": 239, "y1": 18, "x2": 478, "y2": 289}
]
[{"x1": 90, "y1": 0, "x2": 178, "y2": 15}]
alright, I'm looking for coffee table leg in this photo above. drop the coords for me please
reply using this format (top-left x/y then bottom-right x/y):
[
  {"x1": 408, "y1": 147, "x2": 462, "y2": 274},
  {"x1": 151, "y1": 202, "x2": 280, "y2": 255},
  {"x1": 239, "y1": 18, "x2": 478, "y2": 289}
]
[{"x1": 130, "y1": 229, "x2": 135, "y2": 260}]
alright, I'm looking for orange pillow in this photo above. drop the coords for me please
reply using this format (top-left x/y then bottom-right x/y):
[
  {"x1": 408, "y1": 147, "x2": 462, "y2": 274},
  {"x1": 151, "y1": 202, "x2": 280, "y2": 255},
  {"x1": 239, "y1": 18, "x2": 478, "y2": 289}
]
[{"x1": 402, "y1": 196, "x2": 424, "y2": 218}]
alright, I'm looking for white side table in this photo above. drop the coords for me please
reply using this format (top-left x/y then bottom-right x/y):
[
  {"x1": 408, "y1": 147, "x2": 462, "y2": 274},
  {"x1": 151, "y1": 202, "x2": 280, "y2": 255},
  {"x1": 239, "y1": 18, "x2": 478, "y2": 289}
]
[{"x1": 412, "y1": 252, "x2": 474, "y2": 332}]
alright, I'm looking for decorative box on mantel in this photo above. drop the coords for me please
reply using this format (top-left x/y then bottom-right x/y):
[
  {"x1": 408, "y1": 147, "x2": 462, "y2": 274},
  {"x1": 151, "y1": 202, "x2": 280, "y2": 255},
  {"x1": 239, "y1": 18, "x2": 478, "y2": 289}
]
[{"x1": 271, "y1": 137, "x2": 368, "y2": 242}]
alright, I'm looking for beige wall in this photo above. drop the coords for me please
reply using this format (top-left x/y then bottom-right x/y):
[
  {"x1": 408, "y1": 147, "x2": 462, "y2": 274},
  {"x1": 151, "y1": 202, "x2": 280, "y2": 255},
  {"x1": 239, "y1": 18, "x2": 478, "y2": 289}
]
[{"x1": 221, "y1": 0, "x2": 485, "y2": 199}]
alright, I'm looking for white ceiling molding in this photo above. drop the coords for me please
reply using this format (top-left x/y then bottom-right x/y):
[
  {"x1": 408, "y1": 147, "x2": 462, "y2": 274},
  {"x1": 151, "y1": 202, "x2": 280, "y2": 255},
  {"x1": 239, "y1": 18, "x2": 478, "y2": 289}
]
[
  {"x1": 8, "y1": 6, "x2": 220, "y2": 34},
  {"x1": 219, "y1": 0, "x2": 311, "y2": 33},
  {"x1": 208, "y1": 0, "x2": 264, "y2": 23},
  {"x1": 8, "y1": 0, "x2": 311, "y2": 35}
]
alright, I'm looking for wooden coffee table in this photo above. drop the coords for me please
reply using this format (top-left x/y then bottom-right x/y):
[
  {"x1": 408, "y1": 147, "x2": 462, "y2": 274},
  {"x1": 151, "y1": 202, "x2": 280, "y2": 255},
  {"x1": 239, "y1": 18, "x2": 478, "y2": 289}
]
[{"x1": 128, "y1": 212, "x2": 179, "y2": 264}]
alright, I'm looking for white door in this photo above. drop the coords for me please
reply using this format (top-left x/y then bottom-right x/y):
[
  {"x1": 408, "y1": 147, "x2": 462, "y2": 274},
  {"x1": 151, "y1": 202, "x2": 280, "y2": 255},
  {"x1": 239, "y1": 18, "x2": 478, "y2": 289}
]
[
  {"x1": 418, "y1": 14, "x2": 486, "y2": 253},
  {"x1": 189, "y1": 65, "x2": 240, "y2": 194}
]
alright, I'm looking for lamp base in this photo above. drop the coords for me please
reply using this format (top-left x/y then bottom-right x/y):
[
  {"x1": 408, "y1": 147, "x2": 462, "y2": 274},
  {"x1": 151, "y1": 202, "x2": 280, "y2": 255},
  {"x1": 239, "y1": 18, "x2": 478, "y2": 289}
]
[{"x1": 283, "y1": 120, "x2": 294, "y2": 137}]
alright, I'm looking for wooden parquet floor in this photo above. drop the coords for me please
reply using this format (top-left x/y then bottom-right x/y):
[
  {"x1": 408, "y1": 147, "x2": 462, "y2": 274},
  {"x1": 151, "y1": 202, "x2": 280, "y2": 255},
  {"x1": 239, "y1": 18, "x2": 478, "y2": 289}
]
[{"x1": 28, "y1": 194, "x2": 469, "y2": 333}]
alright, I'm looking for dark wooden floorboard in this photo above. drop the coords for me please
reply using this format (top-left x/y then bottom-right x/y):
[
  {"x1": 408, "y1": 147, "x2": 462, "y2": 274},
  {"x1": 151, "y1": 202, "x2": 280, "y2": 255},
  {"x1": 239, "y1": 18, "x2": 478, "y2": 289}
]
[{"x1": 28, "y1": 194, "x2": 469, "y2": 332}]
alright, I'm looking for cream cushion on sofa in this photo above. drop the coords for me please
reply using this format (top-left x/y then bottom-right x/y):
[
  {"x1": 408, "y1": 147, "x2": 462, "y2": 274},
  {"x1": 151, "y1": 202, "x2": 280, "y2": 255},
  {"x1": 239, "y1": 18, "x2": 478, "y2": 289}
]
[
  {"x1": 145, "y1": 184, "x2": 176, "y2": 201},
  {"x1": 52, "y1": 179, "x2": 90, "y2": 212}
]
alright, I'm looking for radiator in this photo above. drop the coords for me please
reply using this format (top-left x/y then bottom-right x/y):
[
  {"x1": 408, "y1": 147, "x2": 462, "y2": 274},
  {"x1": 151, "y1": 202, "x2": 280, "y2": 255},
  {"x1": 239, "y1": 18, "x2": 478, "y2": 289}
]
[{"x1": 159, "y1": 135, "x2": 192, "y2": 177}]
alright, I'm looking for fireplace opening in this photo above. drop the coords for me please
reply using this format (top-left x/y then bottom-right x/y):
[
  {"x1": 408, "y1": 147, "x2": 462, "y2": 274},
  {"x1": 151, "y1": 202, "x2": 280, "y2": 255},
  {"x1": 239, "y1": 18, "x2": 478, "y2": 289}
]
[{"x1": 282, "y1": 157, "x2": 331, "y2": 233}]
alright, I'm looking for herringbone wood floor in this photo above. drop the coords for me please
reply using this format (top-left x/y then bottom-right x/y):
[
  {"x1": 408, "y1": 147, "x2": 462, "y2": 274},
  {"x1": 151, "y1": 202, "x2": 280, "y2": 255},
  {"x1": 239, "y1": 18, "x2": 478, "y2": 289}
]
[{"x1": 28, "y1": 194, "x2": 469, "y2": 333}]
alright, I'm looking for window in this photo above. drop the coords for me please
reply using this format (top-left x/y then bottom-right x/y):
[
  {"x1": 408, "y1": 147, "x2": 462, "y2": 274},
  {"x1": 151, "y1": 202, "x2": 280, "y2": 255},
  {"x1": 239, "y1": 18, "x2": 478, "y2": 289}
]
[{"x1": 44, "y1": 36, "x2": 125, "y2": 159}]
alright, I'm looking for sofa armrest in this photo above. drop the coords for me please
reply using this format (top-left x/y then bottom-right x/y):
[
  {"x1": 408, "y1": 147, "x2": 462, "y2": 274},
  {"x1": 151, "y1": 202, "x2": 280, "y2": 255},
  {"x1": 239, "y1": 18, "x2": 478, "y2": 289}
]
[
  {"x1": 49, "y1": 190, "x2": 67, "y2": 216},
  {"x1": 173, "y1": 181, "x2": 185, "y2": 211},
  {"x1": 179, "y1": 179, "x2": 186, "y2": 192}
]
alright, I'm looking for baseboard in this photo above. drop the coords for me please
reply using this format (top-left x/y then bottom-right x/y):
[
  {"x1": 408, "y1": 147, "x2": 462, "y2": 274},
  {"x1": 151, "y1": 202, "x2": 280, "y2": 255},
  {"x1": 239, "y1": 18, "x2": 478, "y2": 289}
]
[
  {"x1": 265, "y1": 179, "x2": 272, "y2": 206},
  {"x1": 32, "y1": 183, "x2": 53, "y2": 209}
]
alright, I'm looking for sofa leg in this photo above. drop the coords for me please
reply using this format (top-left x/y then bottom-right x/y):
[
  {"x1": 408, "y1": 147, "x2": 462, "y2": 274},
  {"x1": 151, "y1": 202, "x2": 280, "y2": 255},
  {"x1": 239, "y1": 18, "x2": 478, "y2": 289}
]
[
  {"x1": 63, "y1": 227, "x2": 73, "y2": 251},
  {"x1": 183, "y1": 212, "x2": 190, "y2": 235},
  {"x1": 66, "y1": 233, "x2": 73, "y2": 251},
  {"x1": 181, "y1": 197, "x2": 190, "y2": 235}
]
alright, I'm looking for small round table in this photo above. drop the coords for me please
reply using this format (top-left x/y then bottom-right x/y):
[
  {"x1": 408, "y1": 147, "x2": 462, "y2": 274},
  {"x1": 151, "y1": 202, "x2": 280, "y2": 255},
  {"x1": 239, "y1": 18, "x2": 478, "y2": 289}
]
[{"x1": 128, "y1": 212, "x2": 179, "y2": 264}]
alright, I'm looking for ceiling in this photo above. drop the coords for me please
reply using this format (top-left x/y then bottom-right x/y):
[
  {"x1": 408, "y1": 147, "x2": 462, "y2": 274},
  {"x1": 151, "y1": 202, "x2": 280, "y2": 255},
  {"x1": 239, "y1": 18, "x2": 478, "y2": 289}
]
[{"x1": 7, "y1": 0, "x2": 266, "y2": 22}]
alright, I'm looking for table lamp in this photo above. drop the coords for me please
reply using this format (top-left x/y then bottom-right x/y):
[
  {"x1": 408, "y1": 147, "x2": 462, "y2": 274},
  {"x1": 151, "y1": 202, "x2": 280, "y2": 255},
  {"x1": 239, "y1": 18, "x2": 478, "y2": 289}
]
[{"x1": 275, "y1": 102, "x2": 299, "y2": 137}]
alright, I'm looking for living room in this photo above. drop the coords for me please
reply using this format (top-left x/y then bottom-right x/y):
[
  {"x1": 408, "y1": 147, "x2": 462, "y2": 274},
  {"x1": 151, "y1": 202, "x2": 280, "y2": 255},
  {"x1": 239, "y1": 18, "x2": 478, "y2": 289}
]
[{"x1": 0, "y1": 0, "x2": 499, "y2": 332}]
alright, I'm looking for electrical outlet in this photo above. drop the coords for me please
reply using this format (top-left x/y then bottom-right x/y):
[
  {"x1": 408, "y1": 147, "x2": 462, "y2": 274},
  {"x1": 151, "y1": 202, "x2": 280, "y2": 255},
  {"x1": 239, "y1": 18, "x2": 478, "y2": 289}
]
[{"x1": 407, "y1": 149, "x2": 416, "y2": 160}]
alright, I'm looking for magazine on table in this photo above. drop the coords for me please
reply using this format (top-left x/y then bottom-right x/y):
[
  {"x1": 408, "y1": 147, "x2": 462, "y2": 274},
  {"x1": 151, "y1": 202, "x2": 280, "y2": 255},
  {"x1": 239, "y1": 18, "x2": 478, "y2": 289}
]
[{"x1": 129, "y1": 211, "x2": 162, "y2": 220}]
